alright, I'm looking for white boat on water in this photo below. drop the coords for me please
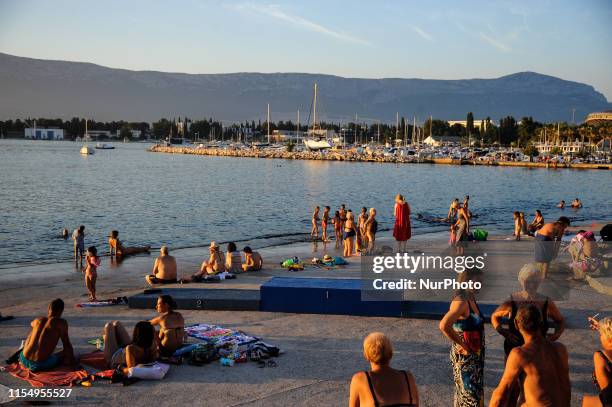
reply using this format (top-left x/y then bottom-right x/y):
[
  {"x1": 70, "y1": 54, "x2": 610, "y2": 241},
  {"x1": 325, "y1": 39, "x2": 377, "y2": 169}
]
[
  {"x1": 80, "y1": 145, "x2": 94, "y2": 155},
  {"x1": 95, "y1": 143, "x2": 115, "y2": 150},
  {"x1": 303, "y1": 83, "x2": 333, "y2": 151},
  {"x1": 80, "y1": 120, "x2": 95, "y2": 155}
]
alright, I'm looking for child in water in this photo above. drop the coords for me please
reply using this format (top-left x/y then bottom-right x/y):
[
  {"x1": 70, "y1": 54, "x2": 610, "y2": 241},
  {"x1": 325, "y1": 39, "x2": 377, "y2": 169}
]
[{"x1": 83, "y1": 246, "x2": 101, "y2": 301}]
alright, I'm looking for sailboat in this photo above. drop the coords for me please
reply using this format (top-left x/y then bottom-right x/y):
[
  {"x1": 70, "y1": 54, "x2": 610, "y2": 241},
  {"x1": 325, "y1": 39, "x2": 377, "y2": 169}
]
[
  {"x1": 80, "y1": 120, "x2": 95, "y2": 155},
  {"x1": 303, "y1": 83, "x2": 333, "y2": 151}
]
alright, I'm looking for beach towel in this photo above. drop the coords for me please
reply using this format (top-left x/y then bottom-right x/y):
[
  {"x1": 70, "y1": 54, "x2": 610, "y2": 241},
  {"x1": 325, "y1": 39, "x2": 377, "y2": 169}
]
[
  {"x1": 184, "y1": 323, "x2": 258, "y2": 347},
  {"x1": 393, "y1": 202, "x2": 411, "y2": 241},
  {"x1": 76, "y1": 297, "x2": 128, "y2": 308},
  {"x1": 2, "y1": 363, "x2": 88, "y2": 387},
  {"x1": 79, "y1": 351, "x2": 108, "y2": 370}
]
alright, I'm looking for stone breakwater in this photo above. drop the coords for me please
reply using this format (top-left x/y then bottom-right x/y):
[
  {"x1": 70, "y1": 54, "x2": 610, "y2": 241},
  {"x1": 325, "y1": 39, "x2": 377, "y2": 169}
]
[{"x1": 148, "y1": 145, "x2": 612, "y2": 170}]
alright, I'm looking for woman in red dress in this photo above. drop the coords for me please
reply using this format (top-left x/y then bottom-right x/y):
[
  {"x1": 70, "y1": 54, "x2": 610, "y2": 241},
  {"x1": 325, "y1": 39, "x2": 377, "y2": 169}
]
[{"x1": 393, "y1": 194, "x2": 411, "y2": 252}]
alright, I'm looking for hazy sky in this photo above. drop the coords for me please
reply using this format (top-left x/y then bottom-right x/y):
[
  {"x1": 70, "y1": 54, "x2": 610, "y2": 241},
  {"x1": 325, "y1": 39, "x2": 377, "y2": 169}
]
[{"x1": 1, "y1": 0, "x2": 611, "y2": 99}]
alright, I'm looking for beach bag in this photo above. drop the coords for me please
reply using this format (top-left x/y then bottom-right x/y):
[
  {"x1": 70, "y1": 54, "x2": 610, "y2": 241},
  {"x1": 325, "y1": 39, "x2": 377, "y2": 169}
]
[
  {"x1": 127, "y1": 362, "x2": 170, "y2": 380},
  {"x1": 281, "y1": 257, "x2": 299, "y2": 268},
  {"x1": 189, "y1": 343, "x2": 218, "y2": 365},
  {"x1": 473, "y1": 229, "x2": 488, "y2": 241}
]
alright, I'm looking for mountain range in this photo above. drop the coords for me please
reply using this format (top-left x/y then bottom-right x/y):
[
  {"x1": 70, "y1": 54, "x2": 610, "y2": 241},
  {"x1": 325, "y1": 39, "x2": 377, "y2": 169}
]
[{"x1": 0, "y1": 52, "x2": 609, "y2": 124}]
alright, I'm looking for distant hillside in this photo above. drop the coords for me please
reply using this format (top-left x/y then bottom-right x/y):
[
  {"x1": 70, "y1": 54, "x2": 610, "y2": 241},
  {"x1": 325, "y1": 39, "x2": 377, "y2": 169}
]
[{"x1": 0, "y1": 52, "x2": 609, "y2": 123}]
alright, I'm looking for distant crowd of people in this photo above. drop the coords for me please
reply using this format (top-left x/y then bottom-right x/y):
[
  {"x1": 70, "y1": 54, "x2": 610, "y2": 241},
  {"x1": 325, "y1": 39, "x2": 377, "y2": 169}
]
[{"x1": 311, "y1": 204, "x2": 379, "y2": 256}]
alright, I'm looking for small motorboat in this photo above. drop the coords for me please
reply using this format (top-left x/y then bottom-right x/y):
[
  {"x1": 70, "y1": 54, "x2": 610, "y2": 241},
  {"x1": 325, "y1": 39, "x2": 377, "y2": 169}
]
[
  {"x1": 80, "y1": 145, "x2": 95, "y2": 155},
  {"x1": 95, "y1": 143, "x2": 115, "y2": 150}
]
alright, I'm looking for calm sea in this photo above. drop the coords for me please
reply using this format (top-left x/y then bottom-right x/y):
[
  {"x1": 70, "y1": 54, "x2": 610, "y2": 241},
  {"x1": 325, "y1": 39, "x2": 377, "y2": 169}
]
[{"x1": 0, "y1": 139, "x2": 610, "y2": 267}]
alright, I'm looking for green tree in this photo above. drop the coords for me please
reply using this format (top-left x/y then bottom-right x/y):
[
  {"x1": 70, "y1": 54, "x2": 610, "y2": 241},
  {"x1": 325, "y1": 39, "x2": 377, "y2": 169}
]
[
  {"x1": 499, "y1": 116, "x2": 518, "y2": 145},
  {"x1": 466, "y1": 112, "x2": 475, "y2": 137}
]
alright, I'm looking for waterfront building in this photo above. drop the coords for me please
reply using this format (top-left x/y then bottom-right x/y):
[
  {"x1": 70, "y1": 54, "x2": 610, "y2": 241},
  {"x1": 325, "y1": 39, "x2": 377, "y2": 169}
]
[
  {"x1": 447, "y1": 119, "x2": 495, "y2": 130},
  {"x1": 24, "y1": 127, "x2": 64, "y2": 140},
  {"x1": 534, "y1": 139, "x2": 594, "y2": 154},
  {"x1": 423, "y1": 135, "x2": 461, "y2": 147},
  {"x1": 585, "y1": 110, "x2": 612, "y2": 125}
]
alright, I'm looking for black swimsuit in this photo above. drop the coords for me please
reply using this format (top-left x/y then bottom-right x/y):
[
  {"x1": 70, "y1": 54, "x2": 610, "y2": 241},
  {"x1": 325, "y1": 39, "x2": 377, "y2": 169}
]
[
  {"x1": 364, "y1": 370, "x2": 416, "y2": 407},
  {"x1": 504, "y1": 297, "x2": 549, "y2": 356}
]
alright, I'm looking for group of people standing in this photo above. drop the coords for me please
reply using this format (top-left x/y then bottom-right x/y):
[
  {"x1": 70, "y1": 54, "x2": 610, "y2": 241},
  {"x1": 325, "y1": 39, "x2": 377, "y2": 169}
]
[{"x1": 311, "y1": 204, "x2": 378, "y2": 256}]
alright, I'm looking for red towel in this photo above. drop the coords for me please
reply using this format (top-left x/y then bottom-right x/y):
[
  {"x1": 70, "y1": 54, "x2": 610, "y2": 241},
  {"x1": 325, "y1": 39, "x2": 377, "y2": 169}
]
[
  {"x1": 79, "y1": 351, "x2": 109, "y2": 370},
  {"x1": 393, "y1": 202, "x2": 411, "y2": 241},
  {"x1": 3, "y1": 363, "x2": 88, "y2": 387}
]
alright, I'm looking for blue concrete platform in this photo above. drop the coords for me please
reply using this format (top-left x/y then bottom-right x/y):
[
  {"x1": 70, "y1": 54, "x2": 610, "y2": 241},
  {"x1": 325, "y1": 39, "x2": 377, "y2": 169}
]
[{"x1": 129, "y1": 277, "x2": 498, "y2": 319}]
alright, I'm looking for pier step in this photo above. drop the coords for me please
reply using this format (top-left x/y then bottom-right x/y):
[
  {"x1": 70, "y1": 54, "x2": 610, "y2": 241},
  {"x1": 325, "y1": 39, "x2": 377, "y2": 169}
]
[{"x1": 129, "y1": 278, "x2": 498, "y2": 319}]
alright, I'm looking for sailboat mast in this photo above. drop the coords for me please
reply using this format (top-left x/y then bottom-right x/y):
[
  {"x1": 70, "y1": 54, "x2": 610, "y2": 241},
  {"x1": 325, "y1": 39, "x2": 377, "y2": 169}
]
[
  {"x1": 313, "y1": 83, "x2": 318, "y2": 132},
  {"x1": 267, "y1": 103, "x2": 270, "y2": 144},
  {"x1": 297, "y1": 109, "x2": 300, "y2": 144},
  {"x1": 396, "y1": 112, "x2": 399, "y2": 141}
]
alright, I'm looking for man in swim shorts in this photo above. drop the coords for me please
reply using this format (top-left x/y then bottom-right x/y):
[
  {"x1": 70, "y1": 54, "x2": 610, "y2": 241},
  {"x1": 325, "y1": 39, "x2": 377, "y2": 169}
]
[
  {"x1": 20, "y1": 299, "x2": 76, "y2": 372},
  {"x1": 535, "y1": 216, "x2": 570, "y2": 278},
  {"x1": 146, "y1": 246, "x2": 178, "y2": 285}
]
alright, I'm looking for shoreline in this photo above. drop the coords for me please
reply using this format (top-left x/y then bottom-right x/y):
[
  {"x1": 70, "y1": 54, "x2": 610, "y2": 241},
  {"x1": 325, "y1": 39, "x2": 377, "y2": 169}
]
[{"x1": 148, "y1": 145, "x2": 612, "y2": 170}]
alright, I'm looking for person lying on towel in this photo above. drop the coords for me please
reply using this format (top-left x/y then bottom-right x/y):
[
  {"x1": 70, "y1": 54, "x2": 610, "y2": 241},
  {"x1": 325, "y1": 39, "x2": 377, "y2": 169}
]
[{"x1": 20, "y1": 299, "x2": 76, "y2": 372}]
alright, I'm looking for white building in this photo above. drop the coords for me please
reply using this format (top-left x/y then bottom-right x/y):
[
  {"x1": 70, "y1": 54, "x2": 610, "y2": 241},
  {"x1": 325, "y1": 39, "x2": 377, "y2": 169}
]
[
  {"x1": 447, "y1": 120, "x2": 496, "y2": 130},
  {"x1": 423, "y1": 135, "x2": 461, "y2": 147},
  {"x1": 24, "y1": 128, "x2": 64, "y2": 140},
  {"x1": 534, "y1": 140, "x2": 593, "y2": 154}
]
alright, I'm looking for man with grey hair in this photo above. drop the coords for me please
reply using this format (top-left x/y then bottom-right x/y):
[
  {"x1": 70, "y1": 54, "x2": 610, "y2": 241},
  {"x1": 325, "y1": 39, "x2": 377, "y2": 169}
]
[{"x1": 145, "y1": 245, "x2": 177, "y2": 285}]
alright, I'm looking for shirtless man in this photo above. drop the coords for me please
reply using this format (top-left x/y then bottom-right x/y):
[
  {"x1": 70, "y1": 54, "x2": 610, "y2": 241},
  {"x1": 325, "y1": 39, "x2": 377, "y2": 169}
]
[
  {"x1": 571, "y1": 198, "x2": 583, "y2": 208},
  {"x1": 490, "y1": 305, "x2": 570, "y2": 407},
  {"x1": 534, "y1": 217, "x2": 570, "y2": 278},
  {"x1": 19, "y1": 299, "x2": 76, "y2": 372},
  {"x1": 339, "y1": 204, "x2": 347, "y2": 228},
  {"x1": 145, "y1": 246, "x2": 177, "y2": 285}
]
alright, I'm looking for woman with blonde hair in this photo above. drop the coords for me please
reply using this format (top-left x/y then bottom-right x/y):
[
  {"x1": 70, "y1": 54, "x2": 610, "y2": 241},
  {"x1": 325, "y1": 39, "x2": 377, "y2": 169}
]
[
  {"x1": 349, "y1": 332, "x2": 418, "y2": 407},
  {"x1": 584, "y1": 317, "x2": 612, "y2": 407},
  {"x1": 344, "y1": 211, "x2": 358, "y2": 257}
]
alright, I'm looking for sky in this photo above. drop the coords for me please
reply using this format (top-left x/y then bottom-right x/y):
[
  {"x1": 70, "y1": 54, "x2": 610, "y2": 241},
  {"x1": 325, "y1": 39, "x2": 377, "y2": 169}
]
[{"x1": 1, "y1": 0, "x2": 611, "y2": 100}]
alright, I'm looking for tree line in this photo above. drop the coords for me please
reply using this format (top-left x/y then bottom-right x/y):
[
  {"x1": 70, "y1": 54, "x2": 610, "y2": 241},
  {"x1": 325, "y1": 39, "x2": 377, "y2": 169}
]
[{"x1": 1, "y1": 114, "x2": 609, "y2": 145}]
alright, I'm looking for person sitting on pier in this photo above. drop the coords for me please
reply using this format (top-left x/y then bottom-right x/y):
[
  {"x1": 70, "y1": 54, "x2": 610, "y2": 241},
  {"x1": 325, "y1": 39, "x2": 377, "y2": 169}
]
[
  {"x1": 528, "y1": 210, "x2": 545, "y2": 235},
  {"x1": 103, "y1": 321, "x2": 158, "y2": 374},
  {"x1": 109, "y1": 230, "x2": 151, "y2": 258},
  {"x1": 190, "y1": 242, "x2": 226, "y2": 281},
  {"x1": 349, "y1": 332, "x2": 419, "y2": 407},
  {"x1": 557, "y1": 200, "x2": 566, "y2": 209},
  {"x1": 571, "y1": 198, "x2": 583, "y2": 208},
  {"x1": 149, "y1": 295, "x2": 185, "y2": 357},
  {"x1": 225, "y1": 242, "x2": 243, "y2": 273},
  {"x1": 242, "y1": 246, "x2": 263, "y2": 271},
  {"x1": 145, "y1": 245, "x2": 177, "y2": 285},
  {"x1": 109, "y1": 230, "x2": 150, "y2": 257},
  {"x1": 19, "y1": 299, "x2": 76, "y2": 372}
]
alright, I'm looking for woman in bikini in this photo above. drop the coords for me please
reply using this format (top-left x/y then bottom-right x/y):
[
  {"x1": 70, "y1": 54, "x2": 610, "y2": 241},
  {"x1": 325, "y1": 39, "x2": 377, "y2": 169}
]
[
  {"x1": 190, "y1": 242, "x2": 226, "y2": 281},
  {"x1": 311, "y1": 206, "x2": 320, "y2": 239},
  {"x1": 439, "y1": 270, "x2": 485, "y2": 407},
  {"x1": 584, "y1": 317, "x2": 612, "y2": 407},
  {"x1": 103, "y1": 320, "x2": 158, "y2": 374},
  {"x1": 83, "y1": 246, "x2": 101, "y2": 301},
  {"x1": 491, "y1": 263, "x2": 565, "y2": 406},
  {"x1": 149, "y1": 295, "x2": 185, "y2": 358},
  {"x1": 528, "y1": 210, "x2": 544, "y2": 235},
  {"x1": 321, "y1": 206, "x2": 330, "y2": 242},
  {"x1": 108, "y1": 230, "x2": 150, "y2": 258},
  {"x1": 349, "y1": 332, "x2": 419, "y2": 407},
  {"x1": 225, "y1": 242, "x2": 242, "y2": 274},
  {"x1": 344, "y1": 211, "x2": 358, "y2": 257}
]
